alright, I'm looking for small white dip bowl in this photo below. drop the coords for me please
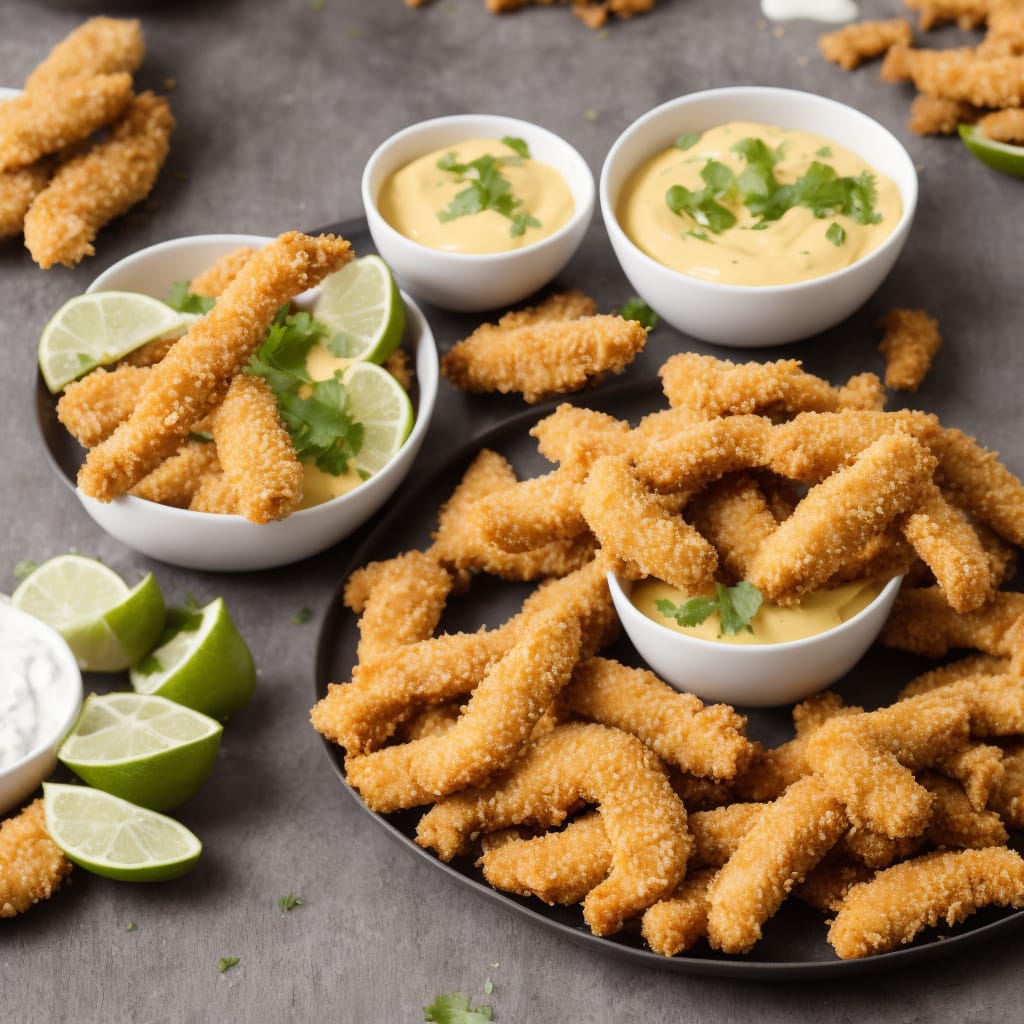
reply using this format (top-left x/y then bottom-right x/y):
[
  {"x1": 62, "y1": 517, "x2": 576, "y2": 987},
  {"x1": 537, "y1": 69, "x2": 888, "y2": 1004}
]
[
  {"x1": 0, "y1": 602, "x2": 83, "y2": 815},
  {"x1": 64, "y1": 234, "x2": 439, "y2": 572},
  {"x1": 600, "y1": 87, "x2": 918, "y2": 347},
  {"x1": 608, "y1": 572, "x2": 903, "y2": 707},
  {"x1": 362, "y1": 113, "x2": 595, "y2": 312}
]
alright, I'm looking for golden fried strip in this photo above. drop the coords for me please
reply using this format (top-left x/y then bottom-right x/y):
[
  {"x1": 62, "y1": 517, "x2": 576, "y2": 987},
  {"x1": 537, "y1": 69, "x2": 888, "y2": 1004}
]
[
  {"x1": 706, "y1": 775, "x2": 848, "y2": 954},
  {"x1": 79, "y1": 231, "x2": 352, "y2": 500},
  {"x1": 57, "y1": 364, "x2": 150, "y2": 447},
  {"x1": 0, "y1": 800, "x2": 72, "y2": 918},
  {"x1": 819, "y1": 18, "x2": 914, "y2": 70},
  {"x1": 189, "y1": 246, "x2": 257, "y2": 298},
  {"x1": 25, "y1": 17, "x2": 145, "y2": 89},
  {"x1": 442, "y1": 314, "x2": 647, "y2": 403},
  {"x1": 641, "y1": 868, "x2": 717, "y2": 957},
  {"x1": 978, "y1": 107, "x2": 1024, "y2": 142},
  {"x1": 921, "y1": 771, "x2": 1009, "y2": 849},
  {"x1": 562, "y1": 657, "x2": 752, "y2": 781},
  {"x1": 989, "y1": 739, "x2": 1024, "y2": 827},
  {"x1": 0, "y1": 72, "x2": 134, "y2": 173},
  {"x1": 895, "y1": 49, "x2": 1024, "y2": 108},
  {"x1": 188, "y1": 471, "x2": 238, "y2": 515},
  {"x1": 902, "y1": 672, "x2": 1024, "y2": 737},
  {"x1": 828, "y1": 848, "x2": 1024, "y2": 959},
  {"x1": 938, "y1": 741, "x2": 1006, "y2": 811},
  {"x1": 129, "y1": 439, "x2": 220, "y2": 507},
  {"x1": 908, "y1": 94, "x2": 980, "y2": 135},
  {"x1": 878, "y1": 308, "x2": 942, "y2": 392},
  {"x1": 842, "y1": 826, "x2": 924, "y2": 870},
  {"x1": 795, "y1": 857, "x2": 873, "y2": 913},
  {"x1": 0, "y1": 161, "x2": 51, "y2": 238},
  {"x1": 495, "y1": 289, "x2": 597, "y2": 329},
  {"x1": 416, "y1": 722, "x2": 691, "y2": 936},
  {"x1": 25, "y1": 92, "x2": 175, "y2": 269},
  {"x1": 118, "y1": 334, "x2": 180, "y2": 368},
  {"x1": 530, "y1": 403, "x2": 631, "y2": 469},
  {"x1": 903, "y1": 0, "x2": 991, "y2": 30},
  {"x1": 209, "y1": 374, "x2": 302, "y2": 524}
]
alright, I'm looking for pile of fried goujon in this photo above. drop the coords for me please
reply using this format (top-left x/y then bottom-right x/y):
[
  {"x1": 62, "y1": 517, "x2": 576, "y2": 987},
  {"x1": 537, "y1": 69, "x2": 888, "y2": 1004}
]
[
  {"x1": 819, "y1": 0, "x2": 1024, "y2": 141},
  {"x1": 0, "y1": 18, "x2": 174, "y2": 268},
  {"x1": 311, "y1": 292, "x2": 1024, "y2": 960},
  {"x1": 405, "y1": 0, "x2": 655, "y2": 31}
]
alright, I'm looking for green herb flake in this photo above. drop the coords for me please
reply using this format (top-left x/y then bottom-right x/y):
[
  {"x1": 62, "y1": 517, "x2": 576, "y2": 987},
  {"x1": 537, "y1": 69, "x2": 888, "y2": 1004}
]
[
  {"x1": 483, "y1": 979, "x2": 494, "y2": 995},
  {"x1": 164, "y1": 281, "x2": 216, "y2": 316},
  {"x1": 279, "y1": 894, "x2": 305, "y2": 912},
  {"x1": 618, "y1": 297, "x2": 659, "y2": 331},
  {"x1": 13, "y1": 559, "x2": 39, "y2": 583},
  {"x1": 500, "y1": 136, "x2": 531, "y2": 160},
  {"x1": 424, "y1": 994, "x2": 493, "y2": 1024},
  {"x1": 311, "y1": 0, "x2": 325, "y2": 10},
  {"x1": 218, "y1": 957, "x2": 240, "y2": 974},
  {"x1": 826, "y1": 222, "x2": 846, "y2": 246},
  {"x1": 686, "y1": 229, "x2": 711, "y2": 242},
  {"x1": 656, "y1": 581, "x2": 763, "y2": 636},
  {"x1": 674, "y1": 131, "x2": 702, "y2": 151},
  {"x1": 436, "y1": 149, "x2": 542, "y2": 239},
  {"x1": 291, "y1": 608, "x2": 313, "y2": 625},
  {"x1": 815, "y1": 146, "x2": 833, "y2": 157},
  {"x1": 126, "y1": 921, "x2": 137, "y2": 932},
  {"x1": 583, "y1": 109, "x2": 598, "y2": 122},
  {"x1": 189, "y1": 430, "x2": 213, "y2": 443}
]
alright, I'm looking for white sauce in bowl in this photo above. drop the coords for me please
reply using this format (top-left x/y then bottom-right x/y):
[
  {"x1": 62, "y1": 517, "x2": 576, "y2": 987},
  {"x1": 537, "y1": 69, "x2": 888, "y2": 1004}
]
[{"x1": 761, "y1": 0, "x2": 858, "y2": 22}]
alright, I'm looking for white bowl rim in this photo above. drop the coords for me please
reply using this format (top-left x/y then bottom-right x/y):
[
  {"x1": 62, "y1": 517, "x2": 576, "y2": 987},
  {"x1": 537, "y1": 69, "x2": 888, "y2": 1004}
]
[
  {"x1": 362, "y1": 112, "x2": 596, "y2": 265},
  {"x1": 609, "y1": 571, "x2": 903, "y2": 654},
  {"x1": 0, "y1": 603, "x2": 83, "y2": 779},
  {"x1": 599, "y1": 85, "x2": 919, "y2": 295},
  {"x1": 81, "y1": 232, "x2": 438, "y2": 525}
]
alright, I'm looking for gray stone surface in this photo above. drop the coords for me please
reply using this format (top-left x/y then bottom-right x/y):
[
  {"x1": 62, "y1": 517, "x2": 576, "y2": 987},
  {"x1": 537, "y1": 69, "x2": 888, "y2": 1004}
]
[{"x1": 2, "y1": 0, "x2": 1022, "y2": 1020}]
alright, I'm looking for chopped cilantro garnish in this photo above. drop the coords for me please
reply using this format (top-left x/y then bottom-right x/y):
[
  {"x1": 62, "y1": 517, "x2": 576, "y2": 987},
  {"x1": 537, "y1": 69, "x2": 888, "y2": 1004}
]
[
  {"x1": 674, "y1": 131, "x2": 702, "y2": 152},
  {"x1": 483, "y1": 979, "x2": 494, "y2": 995},
  {"x1": 189, "y1": 430, "x2": 213, "y2": 443},
  {"x1": 826, "y1": 222, "x2": 846, "y2": 246},
  {"x1": 218, "y1": 957, "x2": 240, "y2": 974},
  {"x1": 291, "y1": 608, "x2": 313, "y2": 625},
  {"x1": 582, "y1": 108, "x2": 598, "y2": 122},
  {"x1": 500, "y1": 136, "x2": 530, "y2": 159},
  {"x1": 815, "y1": 145, "x2": 833, "y2": 157},
  {"x1": 656, "y1": 581, "x2": 763, "y2": 636},
  {"x1": 13, "y1": 559, "x2": 39, "y2": 583},
  {"x1": 618, "y1": 297, "x2": 658, "y2": 331},
  {"x1": 279, "y1": 894, "x2": 305, "y2": 912},
  {"x1": 126, "y1": 921, "x2": 137, "y2": 932},
  {"x1": 686, "y1": 229, "x2": 711, "y2": 242},
  {"x1": 165, "y1": 281, "x2": 216, "y2": 316},
  {"x1": 424, "y1": 994, "x2": 493, "y2": 1024}
]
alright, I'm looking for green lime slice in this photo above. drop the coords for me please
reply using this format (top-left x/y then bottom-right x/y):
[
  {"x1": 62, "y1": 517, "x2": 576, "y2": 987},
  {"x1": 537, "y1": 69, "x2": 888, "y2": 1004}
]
[
  {"x1": 129, "y1": 597, "x2": 256, "y2": 721},
  {"x1": 312, "y1": 254, "x2": 405, "y2": 363},
  {"x1": 11, "y1": 556, "x2": 165, "y2": 673},
  {"x1": 343, "y1": 360, "x2": 414, "y2": 477},
  {"x1": 38, "y1": 291, "x2": 194, "y2": 393},
  {"x1": 58, "y1": 693, "x2": 223, "y2": 812},
  {"x1": 959, "y1": 123, "x2": 1024, "y2": 178},
  {"x1": 43, "y1": 781, "x2": 202, "y2": 882}
]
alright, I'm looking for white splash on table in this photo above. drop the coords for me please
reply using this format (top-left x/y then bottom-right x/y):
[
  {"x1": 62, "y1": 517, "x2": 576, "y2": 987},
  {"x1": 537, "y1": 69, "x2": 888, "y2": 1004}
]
[{"x1": 761, "y1": 0, "x2": 859, "y2": 23}]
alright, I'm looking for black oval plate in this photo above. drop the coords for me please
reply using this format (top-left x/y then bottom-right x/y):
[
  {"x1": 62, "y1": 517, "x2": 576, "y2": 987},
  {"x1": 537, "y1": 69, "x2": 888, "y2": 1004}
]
[{"x1": 314, "y1": 379, "x2": 1024, "y2": 979}]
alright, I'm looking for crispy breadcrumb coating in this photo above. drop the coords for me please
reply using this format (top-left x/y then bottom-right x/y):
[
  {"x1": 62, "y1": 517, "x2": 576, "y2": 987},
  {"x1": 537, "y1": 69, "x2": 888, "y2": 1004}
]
[
  {"x1": 878, "y1": 308, "x2": 942, "y2": 392},
  {"x1": 978, "y1": 106, "x2": 1024, "y2": 140},
  {"x1": 129, "y1": 439, "x2": 220, "y2": 507},
  {"x1": 819, "y1": 18, "x2": 914, "y2": 71},
  {"x1": 904, "y1": 0, "x2": 991, "y2": 30},
  {"x1": 188, "y1": 246, "x2": 256, "y2": 298},
  {"x1": 641, "y1": 867, "x2": 717, "y2": 956},
  {"x1": 0, "y1": 800, "x2": 72, "y2": 918},
  {"x1": 57, "y1": 364, "x2": 150, "y2": 448},
  {"x1": 25, "y1": 17, "x2": 145, "y2": 89},
  {"x1": 24, "y1": 92, "x2": 174, "y2": 269},
  {"x1": 0, "y1": 161, "x2": 51, "y2": 239},
  {"x1": 188, "y1": 471, "x2": 238, "y2": 515},
  {"x1": 896, "y1": 48, "x2": 1024, "y2": 108},
  {"x1": 908, "y1": 94, "x2": 980, "y2": 134}
]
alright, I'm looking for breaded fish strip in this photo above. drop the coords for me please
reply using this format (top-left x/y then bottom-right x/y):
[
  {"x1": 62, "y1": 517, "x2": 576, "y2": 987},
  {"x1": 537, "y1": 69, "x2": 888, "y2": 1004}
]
[
  {"x1": 188, "y1": 471, "x2": 238, "y2": 515},
  {"x1": 894, "y1": 49, "x2": 1024, "y2": 108},
  {"x1": 0, "y1": 72, "x2": 133, "y2": 173},
  {"x1": 129, "y1": 439, "x2": 220, "y2": 507},
  {"x1": 989, "y1": 739, "x2": 1024, "y2": 827},
  {"x1": 939, "y1": 742, "x2": 1006, "y2": 812},
  {"x1": 209, "y1": 374, "x2": 302, "y2": 524},
  {"x1": 562, "y1": 657, "x2": 753, "y2": 780},
  {"x1": 78, "y1": 231, "x2": 352, "y2": 500},
  {"x1": 908, "y1": 94, "x2": 980, "y2": 135},
  {"x1": 441, "y1": 314, "x2": 647, "y2": 403},
  {"x1": 807, "y1": 693, "x2": 972, "y2": 838},
  {"x1": 819, "y1": 18, "x2": 914, "y2": 70},
  {"x1": 978, "y1": 107, "x2": 1024, "y2": 142},
  {"x1": 706, "y1": 775, "x2": 848, "y2": 954},
  {"x1": 842, "y1": 825, "x2": 924, "y2": 870},
  {"x1": 57, "y1": 364, "x2": 150, "y2": 447},
  {"x1": 828, "y1": 848, "x2": 1024, "y2": 959},
  {"x1": 490, "y1": 289, "x2": 596, "y2": 332},
  {"x1": 188, "y1": 246, "x2": 257, "y2": 298},
  {"x1": 921, "y1": 771, "x2": 1009, "y2": 849},
  {"x1": 416, "y1": 722, "x2": 691, "y2": 936},
  {"x1": 0, "y1": 162, "x2": 51, "y2": 238},
  {"x1": 530, "y1": 403, "x2": 631, "y2": 470},
  {"x1": 795, "y1": 857, "x2": 873, "y2": 913},
  {"x1": 25, "y1": 17, "x2": 145, "y2": 89},
  {"x1": 345, "y1": 614, "x2": 582, "y2": 812},
  {"x1": 877, "y1": 308, "x2": 942, "y2": 392},
  {"x1": 748, "y1": 433, "x2": 936, "y2": 602},
  {"x1": 903, "y1": 0, "x2": 991, "y2": 30},
  {"x1": 25, "y1": 92, "x2": 175, "y2": 269},
  {"x1": 902, "y1": 671, "x2": 1024, "y2": 737},
  {"x1": 344, "y1": 551, "x2": 452, "y2": 663},
  {"x1": 0, "y1": 800, "x2": 72, "y2": 918},
  {"x1": 641, "y1": 868, "x2": 718, "y2": 957},
  {"x1": 582, "y1": 455, "x2": 719, "y2": 593},
  {"x1": 659, "y1": 353, "x2": 884, "y2": 419}
]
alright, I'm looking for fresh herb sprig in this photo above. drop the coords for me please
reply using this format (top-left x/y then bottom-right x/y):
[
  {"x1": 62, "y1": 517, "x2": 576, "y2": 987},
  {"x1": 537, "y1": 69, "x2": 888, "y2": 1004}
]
[
  {"x1": 165, "y1": 282, "x2": 216, "y2": 316},
  {"x1": 619, "y1": 297, "x2": 659, "y2": 331},
  {"x1": 436, "y1": 137, "x2": 541, "y2": 238},
  {"x1": 424, "y1": 994, "x2": 493, "y2": 1024},
  {"x1": 656, "y1": 581, "x2": 763, "y2": 636}
]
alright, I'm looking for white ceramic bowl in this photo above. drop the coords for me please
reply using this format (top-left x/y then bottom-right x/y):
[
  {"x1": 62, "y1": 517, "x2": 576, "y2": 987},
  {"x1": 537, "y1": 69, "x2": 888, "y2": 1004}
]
[
  {"x1": 69, "y1": 234, "x2": 439, "y2": 572},
  {"x1": 0, "y1": 602, "x2": 83, "y2": 815},
  {"x1": 600, "y1": 87, "x2": 918, "y2": 347},
  {"x1": 608, "y1": 572, "x2": 903, "y2": 707},
  {"x1": 362, "y1": 114, "x2": 595, "y2": 312}
]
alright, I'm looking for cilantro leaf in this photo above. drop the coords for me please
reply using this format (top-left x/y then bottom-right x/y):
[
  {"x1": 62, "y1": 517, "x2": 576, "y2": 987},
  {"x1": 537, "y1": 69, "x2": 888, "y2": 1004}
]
[
  {"x1": 279, "y1": 894, "x2": 305, "y2": 912},
  {"x1": 655, "y1": 581, "x2": 764, "y2": 636},
  {"x1": 218, "y1": 957, "x2": 240, "y2": 974},
  {"x1": 500, "y1": 135, "x2": 531, "y2": 159},
  {"x1": 436, "y1": 148, "x2": 541, "y2": 238},
  {"x1": 815, "y1": 145, "x2": 833, "y2": 157},
  {"x1": 165, "y1": 281, "x2": 216, "y2": 316},
  {"x1": 674, "y1": 131, "x2": 702, "y2": 151},
  {"x1": 424, "y1": 994, "x2": 493, "y2": 1024},
  {"x1": 619, "y1": 297, "x2": 658, "y2": 331},
  {"x1": 826, "y1": 222, "x2": 846, "y2": 247},
  {"x1": 657, "y1": 595, "x2": 719, "y2": 628},
  {"x1": 291, "y1": 608, "x2": 312, "y2": 625},
  {"x1": 665, "y1": 184, "x2": 737, "y2": 234}
]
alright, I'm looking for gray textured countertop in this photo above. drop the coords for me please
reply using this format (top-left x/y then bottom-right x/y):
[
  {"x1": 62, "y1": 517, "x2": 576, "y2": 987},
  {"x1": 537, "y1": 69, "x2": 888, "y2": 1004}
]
[{"x1": 2, "y1": 1, "x2": 1023, "y2": 1020}]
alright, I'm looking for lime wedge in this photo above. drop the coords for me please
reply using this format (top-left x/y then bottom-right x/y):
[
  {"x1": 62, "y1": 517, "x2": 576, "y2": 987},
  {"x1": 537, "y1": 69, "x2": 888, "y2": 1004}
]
[
  {"x1": 959, "y1": 123, "x2": 1024, "y2": 178},
  {"x1": 343, "y1": 360, "x2": 414, "y2": 477},
  {"x1": 39, "y1": 291, "x2": 194, "y2": 393},
  {"x1": 130, "y1": 597, "x2": 256, "y2": 721},
  {"x1": 43, "y1": 782, "x2": 202, "y2": 881},
  {"x1": 59, "y1": 693, "x2": 223, "y2": 811},
  {"x1": 11, "y1": 556, "x2": 165, "y2": 673},
  {"x1": 313, "y1": 254, "x2": 405, "y2": 363}
]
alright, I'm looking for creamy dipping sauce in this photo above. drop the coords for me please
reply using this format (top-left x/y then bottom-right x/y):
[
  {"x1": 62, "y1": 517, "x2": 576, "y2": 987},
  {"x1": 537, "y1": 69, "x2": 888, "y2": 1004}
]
[
  {"x1": 378, "y1": 137, "x2": 575, "y2": 254},
  {"x1": 617, "y1": 121, "x2": 901, "y2": 287},
  {"x1": 632, "y1": 578, "x2": 884, "y2": 646},
  {"x1": 761, "y1": 0, "x2": 859, "y2": 22}
]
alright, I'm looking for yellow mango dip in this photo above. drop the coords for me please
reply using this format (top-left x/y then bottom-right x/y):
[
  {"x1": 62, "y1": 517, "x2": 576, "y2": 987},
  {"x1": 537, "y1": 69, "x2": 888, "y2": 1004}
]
[
  {"x1": 377, "y1": 137, "x2": 574, "y2": 254},
  {"x1": 616, "y1": 121, "x2": 901, "y2": 287},
  {"x1": 632, "y1": 578, "x2": 884, "y2": 646}
]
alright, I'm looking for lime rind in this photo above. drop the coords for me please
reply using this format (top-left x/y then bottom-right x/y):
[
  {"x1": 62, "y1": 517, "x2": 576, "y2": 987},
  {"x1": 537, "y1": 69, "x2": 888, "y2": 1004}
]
[
  {"x1": 959, "y1": 123, "x2": 1024, "y2": 178},
  {"x1": 343, "y1": 361, "x2": 415, "y2": 477}
]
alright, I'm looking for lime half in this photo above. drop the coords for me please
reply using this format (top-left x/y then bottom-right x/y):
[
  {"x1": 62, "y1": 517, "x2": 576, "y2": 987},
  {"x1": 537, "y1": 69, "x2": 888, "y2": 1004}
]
[
  {"x1": 130, "y1": 597, "x2": 255, "y2": 721},
  {"x1": 344, "y1": 360, "x2": 414, "y2": 477},
  {"x1": 313, "y1": 254, "x2": 405, "y2": 363},
  {"x1": 39, "y1": 291, "x2": 193, "y2": 393},
  {"x1": 43, "y1": 782, "x2": 202, "y2": 882},
  {"x1": 11, "y1": 556, "x2": 166, "y2": 673},
  {"x1": 59, "y1": 693, "x2": 223, "y2": 811},
  {"x1": 959, "y1": 123, "x2": 1024, "y2": 178}
]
